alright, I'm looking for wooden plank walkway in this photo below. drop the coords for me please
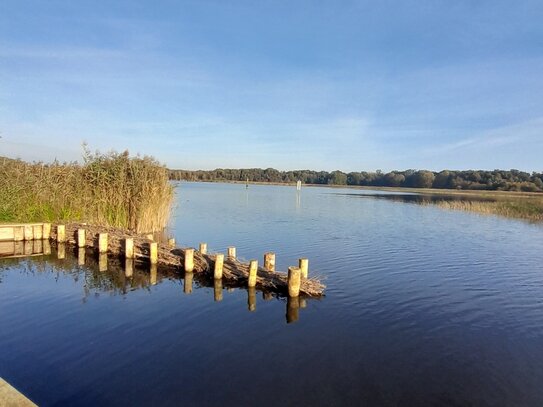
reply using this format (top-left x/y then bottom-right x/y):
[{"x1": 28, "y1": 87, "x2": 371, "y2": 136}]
[{"x1": 0, "y1": 378, "x2": 36, "y2": 407}]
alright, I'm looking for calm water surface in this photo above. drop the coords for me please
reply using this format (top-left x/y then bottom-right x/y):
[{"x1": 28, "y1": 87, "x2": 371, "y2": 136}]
[{"x1": 2, "y1": 182, "x2": 543, "y2": 406}]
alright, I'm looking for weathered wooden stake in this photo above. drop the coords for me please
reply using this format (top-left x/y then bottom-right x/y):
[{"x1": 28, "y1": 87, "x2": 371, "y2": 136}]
[
  {"x1": 184, "y1": 248, "x2": 194, "y2": 272},
  {"x1": 168, "y1": 238, "x2": 176, "y2": 248},
  {"x1": 43, "y1": 240, "x2": 51, "y2": 255},
  {"x1": 299, "y1": 258, "x2": 309, "y2": 279},
  {"x1": 264, "y1": 252, "x2": 276, "y2": 272},
  {"x1": 214, "y1": 253, "x2": 224, "y2": 279},
  {"x1": 199, "y1": 242, "x2": 207, "y2": 254},
  {"x1": 98, "y1": 233, "x2": 108, "y2": 253},
  {"x1": 78, "y1": 247, "x2": 85, "y2": 266},
  {"x1": 43, "y1": 223, "x2": 51, "y2": 240},
  {"x1": 227, "y1": 246, "x2": 236, "y2": 259},
  {"x1": 57, "y1": 225, "x2": 66, "y2": 243},
  {"x1": 77, "y1": 228, "x2": 86, "y2": 248},
  {"x1": 125, "y1": 238, "x2": 134, "y2": 259},
  {"x1": 24, "y1": 225, "x2": 33, "y2": 241},
  {"x1": 24, "y1": 241, "x2": 32, "y2": 256},
  {"x1": 288, "y1": 266, "x2": 301, "y2": 297},
  {"x1": 248, "y1": 260, "x2": 258, "y2": 287},
  {"x1": 33, "y1": 225, "x2": 43, "y2": 240},
  {"x1": 248, "y1": 287, "x2": 256, "y2": 311},
  {"x1": 149, "y1": 242, "x2": 158, "y2": 265},
  {"x1": 214, "y1": 278, "x2": 223, "y2": 302}
]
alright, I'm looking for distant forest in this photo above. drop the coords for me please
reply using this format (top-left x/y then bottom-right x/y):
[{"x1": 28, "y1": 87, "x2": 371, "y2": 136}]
[{"x1": 170, "y1": 168, "x2": 543, "y2": 192}]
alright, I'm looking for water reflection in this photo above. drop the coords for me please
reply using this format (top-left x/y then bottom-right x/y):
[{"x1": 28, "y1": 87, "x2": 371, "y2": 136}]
[
  {"x1": 335, "y1": 191, "x2": 496, "y2": 204},
  {"x1": 247, "y1": 287, "x2": 256, "y2": 311},
  {"x1": 214, "y1": 279, "x2": 223, "y2": 302}
]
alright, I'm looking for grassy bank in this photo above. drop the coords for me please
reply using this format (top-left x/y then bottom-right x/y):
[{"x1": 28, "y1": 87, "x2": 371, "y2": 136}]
[{"x1": 0, "y1": 149, "x2": 174, "y2": 232}]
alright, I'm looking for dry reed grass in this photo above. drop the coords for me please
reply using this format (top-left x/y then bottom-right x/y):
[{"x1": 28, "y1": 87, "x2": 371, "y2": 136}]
[
  {"x1": 0, "y1": 147, "x2": 173, "y2": 232},
  {"x1": 430, "y1": 199, "x2": 543, "y2": 221}
]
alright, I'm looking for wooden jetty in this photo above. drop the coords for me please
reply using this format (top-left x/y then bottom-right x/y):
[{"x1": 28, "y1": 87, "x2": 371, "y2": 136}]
[{"x1": 0, "y1": 222, "x2": 325, "y2": 297}]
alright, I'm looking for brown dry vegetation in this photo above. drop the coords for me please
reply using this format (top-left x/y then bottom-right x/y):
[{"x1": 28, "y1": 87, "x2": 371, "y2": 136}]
[{"x1": 0, "y1": 148, "x2": 174, "y2": 232}]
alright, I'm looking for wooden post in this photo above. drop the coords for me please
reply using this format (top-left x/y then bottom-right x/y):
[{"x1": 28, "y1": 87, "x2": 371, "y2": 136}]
[
  {"x1": 199, "y1": 242, "x2": 207, "y2": 254},
  {"x1": 168, "y1": 238, "x2": 175, "y2": 248},
  {"x1": 184, "y1": 248, "x2": 194, "y2": 272},
  {"x1": 288, "y1": 266, "x2": 301, "y2": 297},
  {"x1": 78, "y1": 247, "x2": 85, "y2": 266},
  {"x1": 214, "y1": 253, "x2": 224, "y2": 279},
  {"x1": 99, "y1": 253, "x2": 108, "y2": 272},
  {"x1": 227, "y1": 246, "x2": 236, "y2": 259},
  {"x1": 13, "y1": 226, "x2": 24, "y2": 242},
  {"x1": 24, "y1": 241, "x2": 32, "y2": 256},
  {"x1": 24, "y1": 225, "x2": 33, "y2": 241},
  {"x1": 57, "y1": 225, "x2": 66, "y2": 243},
  {"x1": 33, "y1": 239, "x2": 42, "y2": 254},
  {"x1": 98, "y1": 233, "x2": 108, "y2": 253},
  {"x1": 299, "y1": 258, "x2": 309, "y2": 279},
  {"x1": 149, "y1": 242, "x2": 158, "y2": 265},
  {"x1": 125, "y1": 238, "x2": 134, "y2": 259},
  {"x1": 33, "y1": 225, "x2": 43, "y2": 240},
  {"x1": 43, "y1": 223, "x2": 51, "y2": 240},
  {"x1": 248, "y1": 260, "x2": 258, "y2": 287},
  {"x1": 248, "y1": 287, "x2": 256, "y2": 311},
  {"x1": 77, "y1": 229, "x2": 86, "y2": 248},
  {"x1": 264, "y1": 252, "x2": 275, "y2": 272},
  {"x1": 214, "y1": 278, "x2": 223, "y2": 302}
]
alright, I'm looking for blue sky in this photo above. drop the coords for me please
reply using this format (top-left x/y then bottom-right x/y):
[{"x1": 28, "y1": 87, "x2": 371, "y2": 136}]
[{"x1": 1, "y1": 1, "x2": 542, "y2": 172}]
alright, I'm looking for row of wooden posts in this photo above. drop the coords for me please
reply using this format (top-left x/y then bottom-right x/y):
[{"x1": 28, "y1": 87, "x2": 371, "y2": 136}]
[{"x1": 60, "y1": 225, "x2": 309, "y2": 298}]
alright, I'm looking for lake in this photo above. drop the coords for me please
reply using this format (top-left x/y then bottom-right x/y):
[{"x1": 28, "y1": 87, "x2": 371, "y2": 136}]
[{"x1": 1, "y1": 182, "x2": 543, "y2": 406}]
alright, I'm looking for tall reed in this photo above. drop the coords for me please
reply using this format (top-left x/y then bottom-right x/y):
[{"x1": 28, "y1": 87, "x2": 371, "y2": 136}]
[{"x1": 0, "y1": 149, "x2": 174, "y2": 232}]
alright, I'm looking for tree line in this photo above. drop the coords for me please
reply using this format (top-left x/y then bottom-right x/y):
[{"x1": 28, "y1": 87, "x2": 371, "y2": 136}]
[{"x1": 169, "y1": 168, "x2": 543, "y2": 192}]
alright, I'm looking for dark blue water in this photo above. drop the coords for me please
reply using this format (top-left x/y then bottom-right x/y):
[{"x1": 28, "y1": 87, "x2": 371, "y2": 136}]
[{"x1": 2, "y1": 182, "x2": 543, "y2": 406}]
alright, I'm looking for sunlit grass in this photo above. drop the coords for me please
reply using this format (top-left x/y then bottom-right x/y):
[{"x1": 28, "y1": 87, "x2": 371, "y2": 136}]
[{"x1": 0, "y1": 148, "x2": 174, "y2": 232}]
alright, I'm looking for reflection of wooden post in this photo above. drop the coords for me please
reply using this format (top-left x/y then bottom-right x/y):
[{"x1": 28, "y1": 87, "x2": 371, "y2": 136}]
[
  {"x1": 248, "y1": 260, "x2": 258, "y2": 287},
  {"x1": 14, "y1": 226, "x2": 24, "y2": 241},
  {"x1": 99, "y1": 253, "x2": 108, "y2": 271},
  {"x1": 125, "y1": 238, "x2": 134, "y2": 259},
  {"x1": 98, "y1": 233, "x2": 108, "y2": 253},
  {"x1": 33, "y1": 239, "x2": 43, "y2": 254},
  {"x1": 57, "y1": 243, "x2": 66, "y2": 259},
  {"x1": 286, "y1": 296, "x2": 300, "y2": 323},
  {"x1": 24, "y1": 225, "x2": 33, "y2": 241},
  {"x1": 248, "y1": 287, "x2": 256, "y2": 311},
  {"x1": 184, "y1": 248, "x2": 194, "y2": 272},
  {"x1": 24, "y1": 241, "x2": 32, "y2": 256},
  {"x1": 43, "y1": 223, "x2": 51, "y2": 239},
  {"x1": 263, "y1": 292, "x2": 273, "y2": 301},
  {"x1": 299, "y1": 298, "x2": 307, "y2": 308},
  {"x1": 33, "y1": 224, "x2": 43, "y2": 240},
  {"x1": 57, "y1": 225, "x2": 66, "y2": 243},
  {"x1": 77, "y1": 229, "x2": 86, "y2": 248},
  {"x1": 150, "y1": 264, "x2": 157, "y2": 285},
  {"x1": 184, "y1": 272, "x2": 193, "y2": 294},
  {"x1": 214, "y1": 278, "x2": 223, "y2": 302},
  {"x1": 227, "y1": 246, "x2": 236, "y2": 259},
  {"x1": 288, "y1": 266, "x2": 301, "y2": 297},
  {"x1": 14, "y1": 241, "x2": 24, "y2": 256},
  {"x1": 125, "y1": 258, "x2": 134, "y2": 277},
  {"x1": 264, "y1": 252, "x2": 275, "y2": 272},
  {"x1": 78, "y1": 247, "x2": 86, "y2": 266},
  {"x1": 168, "y1": 238, "x2": 175, "y2": 248},
  {"x1": 199, "y1": 243, "x2": 207, "y2": 254},
  {"x1": 43, "y1": 240, "x2": 51, "y2": 255},
  {"x1": 150, "y1": 242, "x2": 158, "y2": 264},
  {"x1": 214, "y1": 253, "x2": 224, "y2": 279},
  {"x1": 299, "y1": 258, "x2": 309, "y2": 279}
]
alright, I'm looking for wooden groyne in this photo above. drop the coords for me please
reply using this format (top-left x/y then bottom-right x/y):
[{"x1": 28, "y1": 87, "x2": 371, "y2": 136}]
[{"x1": 0, "y1": 222, "x2": 325, "y2": 297}]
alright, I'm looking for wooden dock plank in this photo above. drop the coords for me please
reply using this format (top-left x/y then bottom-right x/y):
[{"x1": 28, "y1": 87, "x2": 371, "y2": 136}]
[{"x1": 0, "y1": 378, "x2": 37, "y2": 407}]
